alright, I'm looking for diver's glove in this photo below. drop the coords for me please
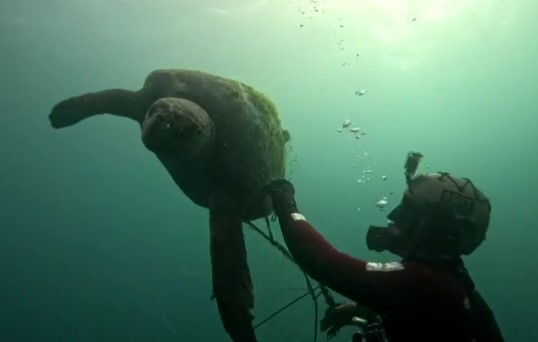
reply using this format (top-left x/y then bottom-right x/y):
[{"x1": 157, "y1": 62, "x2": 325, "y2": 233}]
[
  {"x1": 320, "y1": 303, "x2": 359, "y2": 338},
  {"x1": 265, "y1": 179, "x2": 298, "y2": 216}
]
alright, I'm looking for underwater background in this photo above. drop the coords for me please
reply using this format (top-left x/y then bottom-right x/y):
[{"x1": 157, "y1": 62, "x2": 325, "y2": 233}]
[{"x1": 1, "y1": 0, "x2": 537, "y2": 341}]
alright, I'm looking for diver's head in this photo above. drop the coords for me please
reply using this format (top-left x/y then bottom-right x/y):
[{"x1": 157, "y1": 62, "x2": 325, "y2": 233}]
[{"x1": 367, "y1": 172, "x2": 491, "y2": 259}]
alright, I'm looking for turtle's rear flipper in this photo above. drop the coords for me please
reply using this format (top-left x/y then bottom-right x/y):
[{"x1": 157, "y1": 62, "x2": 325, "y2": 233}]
[
  {"x1": 49, "y1": 89, "x2": 148, "y2": 128},
  {"x1": 209, "y1": 191, "x2": 257, "y2": 342}
]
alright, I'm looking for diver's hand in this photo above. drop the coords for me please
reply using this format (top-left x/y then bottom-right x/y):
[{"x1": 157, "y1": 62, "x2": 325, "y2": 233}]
[
  {"x1": 320, "y1": 303, "x2": 358, "y2": 337},
  {"x1": 264, "y1": 179, "x2": 297, "y2": 215},
  {"x1": 267, "y1": 179, "x2": 295, "y2": 199}
]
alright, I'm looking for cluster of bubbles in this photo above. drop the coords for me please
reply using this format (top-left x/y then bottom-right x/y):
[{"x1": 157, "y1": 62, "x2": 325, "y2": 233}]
[
  {"x1": 287, "y1": 0, "x2": 414, "y2": 212},
  {"x1": 289, "y1": 0, "x2": 363, "y2": 71},
  {"x1": 337, "y1": 118, "x2": 366, "y2": 138},
  {"x1": 335, "y1": 119, "x2": 430, "y2": 213},
  {"x1": 335, "y1": 118, "x2": 395, "y2": 212}
]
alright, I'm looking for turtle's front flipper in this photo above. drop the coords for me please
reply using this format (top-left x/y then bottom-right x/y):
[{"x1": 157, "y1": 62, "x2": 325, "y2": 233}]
[
  {"x1": 209, "y1": 191, "x2": 257, "y2": 342},
  {"x1": 49, "y1": 89, "x2": 149, "y2": 128}
]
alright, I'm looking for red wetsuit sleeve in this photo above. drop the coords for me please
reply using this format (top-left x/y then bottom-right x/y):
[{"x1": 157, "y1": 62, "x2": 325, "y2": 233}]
[{"x1": 276, "y1": 212, "x2": 465, "y2": 314}]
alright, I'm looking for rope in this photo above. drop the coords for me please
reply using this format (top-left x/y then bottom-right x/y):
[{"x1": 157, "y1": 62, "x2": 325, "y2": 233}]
[
  {"x1": 303, "y1": 271, "x2": 319, "y2": 342},
  {"x1": 245, "y1": 219, "x2": 336, "y2": 342},
  {"x1": 244, "y1": 221, "x2": 295, "y2": 263},
  {"x1": 254, "y1": 286, "x2": 321, "y2": 329}
]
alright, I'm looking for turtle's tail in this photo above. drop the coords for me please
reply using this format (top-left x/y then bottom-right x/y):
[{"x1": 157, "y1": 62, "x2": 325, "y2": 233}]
[{"x1": 209, "y1": 191, "x2": 258, "y2": 342}]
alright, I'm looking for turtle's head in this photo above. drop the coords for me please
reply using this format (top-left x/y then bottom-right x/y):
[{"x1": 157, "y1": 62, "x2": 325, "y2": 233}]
[{"x1": 142, "y1": 98, "x2": 214, "y2": 158}]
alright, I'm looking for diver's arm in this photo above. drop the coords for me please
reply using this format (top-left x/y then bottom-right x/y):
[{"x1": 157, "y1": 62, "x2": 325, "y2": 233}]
[
  {"x1": 268, "y1": 180, "x2": 463, "y2": 312},
  {"x1": 275, "y1": 212, "x2": 396, "y2": 311},
  {"x1": 268, "y1": 180, "x2": 405, "y2": 312}
]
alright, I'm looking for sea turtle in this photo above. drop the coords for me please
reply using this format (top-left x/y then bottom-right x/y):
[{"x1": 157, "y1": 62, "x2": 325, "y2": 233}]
[{"x1": 48, "y1": 69, "x2": 290, "y2": 342}]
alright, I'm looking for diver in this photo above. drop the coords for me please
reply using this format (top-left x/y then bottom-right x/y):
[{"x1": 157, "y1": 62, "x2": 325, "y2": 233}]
[{"x1": 265, "y1": 152, "x2": 504, "y2": 342}]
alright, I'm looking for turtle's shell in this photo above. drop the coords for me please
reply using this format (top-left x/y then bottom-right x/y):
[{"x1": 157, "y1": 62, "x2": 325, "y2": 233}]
[{"x1": 142, "y1": 69, "x2": 289, "y2": 220}]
